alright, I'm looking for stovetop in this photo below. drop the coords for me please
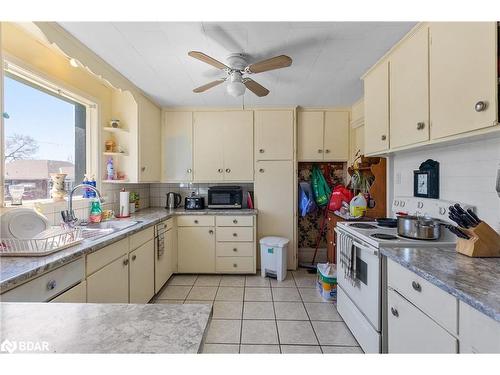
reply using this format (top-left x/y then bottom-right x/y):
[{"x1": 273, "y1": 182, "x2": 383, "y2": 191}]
[{"x1": 337, "y1": 221, "x2": 457, "y2": 249}]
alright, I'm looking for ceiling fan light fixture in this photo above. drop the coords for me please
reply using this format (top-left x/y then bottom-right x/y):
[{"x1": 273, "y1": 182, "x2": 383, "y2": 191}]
[{"x1": 226, "y1": 71, "x2": 246, "y2": 97}]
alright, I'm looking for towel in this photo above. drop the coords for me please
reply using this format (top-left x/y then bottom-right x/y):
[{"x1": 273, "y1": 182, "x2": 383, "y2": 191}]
[{"x1": 338, "y1": 231, "x2": 357, "y2": 283}]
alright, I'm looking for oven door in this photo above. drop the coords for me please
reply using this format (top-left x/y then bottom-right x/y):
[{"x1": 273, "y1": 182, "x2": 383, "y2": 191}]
[{"x1": 336, "y1": 231, "x2": 381, "y2": 331}]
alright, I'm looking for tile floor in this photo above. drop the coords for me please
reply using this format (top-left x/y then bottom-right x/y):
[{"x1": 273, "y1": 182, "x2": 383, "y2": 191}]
[{"x1": 153, "y1": 269, "x2": 363, "y2": 354}]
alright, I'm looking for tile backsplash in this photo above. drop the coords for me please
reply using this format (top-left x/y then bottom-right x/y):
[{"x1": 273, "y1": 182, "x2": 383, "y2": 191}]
[
  {"x1": 391, "y1": 136, "x2": 500, "y2": 231},
  {"x1": 149, "y1": 183, "x2": 254, "y2": 208}
]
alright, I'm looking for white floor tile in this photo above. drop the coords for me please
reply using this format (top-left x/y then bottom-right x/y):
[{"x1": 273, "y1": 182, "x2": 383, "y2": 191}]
[
  {"x1": 312, "y1": 321, "x2": 358, "y2": 346},
  {"x1": 186, "y1": 286, "x2": 218, "y2": 301},
  {"x1": 205, "y1": 319, "x2": 241, "y2": 344},
  {"x1": 216, "y1": 287, "x2": 245, "y2": 301},
  {"x1": 202, "y1": 344, "x2": 240, "y2": 354},
  {"x1": 281, "y1": 345, "x2": 322, "y2": 354},
  {"x1": 213, "y1": 301, "x2": 243, "y2": 319},
  {"x1": 243, "y1": 302, "x2": 275, "y2": 320},
  {"x1": 244, "y1": 287, "x2": 272, "y2": 301},
  {"x1": 272, "y1": 287, "x2": 301, "y2": 302},
  {"x1": 241, "y1": 320, "x2": 278, "y2": 345},
  {"x1": 274, "y1": 302, "x2": 308, "y2": 320},
  {"x1": 277, "y1": 321, "x2": 318, "y2": 345},
  {"x1": 240, "y1": 344, "x2": 280, "y2": 354}
]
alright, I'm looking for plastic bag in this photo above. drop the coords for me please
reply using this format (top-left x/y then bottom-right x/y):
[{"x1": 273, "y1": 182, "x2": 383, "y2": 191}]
[
  {"x1": 299, "y1": 181, "x2": 317, "y2": 217},
  {"x1": 328, "y1": 185, "x2": 354, "y2": 212},
  {"x1": 311, "y1": 166, "x2": 331, "y2": 207}
]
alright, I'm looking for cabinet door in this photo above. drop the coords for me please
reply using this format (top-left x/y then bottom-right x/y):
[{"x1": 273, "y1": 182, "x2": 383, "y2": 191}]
[
  {"x1": 255, "y1": 160, "x2": 295, "y2": 269},
  {"x1": 430, "y1": 22, "x2": 497, "y2": 139},
  {"x1": 129, "y1": 239, "x2": 155, "y2": 303},
  {"x1": 138, "y1": 95, "x2": 161, "y2": 182},
  {"x1": 178, "y1": 227, "x2": 216, "y2": 273},
  {"x1": 193, "y1": 112, "x2": 224, "y2": 181},
  {"x1": 390, "y1": 26, "x2": 430, "y2": 148},
  {"x1": 350, "y1": 125, "x2": 364, "y2": 164},
  {"x1": 87, "y1": 255, "x2": 129, "y2": 303},
  {"x1": 298, "y1": 111, "x2": 324, "y2": 161},
  {"x1": 155, "y1": 229, "x2": 173, "y2": 294},
  {"x1": 50, "y1": 281, "x2": 86, "y2": 303},
  {"x1": 387, "y1": 288, "x2": 457, "y2": 353},
  {"x1": 324, "y1": 111, "x2": 349, "y2": 160},
  {"x1": 223, "y1": 111, "x2": 254, "y2": 181},
  {"x1": 255, "y1": 110, "x2": 294, "y2": 160},
  {"x1": 163, "y1": 111, "x2": 193, "y2": 181},
  {"x1": 364, "y1": 61, "x2": 390, "y2": 154}
]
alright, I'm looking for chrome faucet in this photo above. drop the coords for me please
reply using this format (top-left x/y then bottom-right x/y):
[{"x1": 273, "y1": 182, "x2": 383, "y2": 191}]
[{"x1": 61, "y1": 184, "x2": 104, "y2": 225}]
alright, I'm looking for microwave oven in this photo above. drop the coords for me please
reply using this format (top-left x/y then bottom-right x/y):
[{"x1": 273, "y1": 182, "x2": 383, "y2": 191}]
[{"x1": 208, "y1": 186, "x2": 243, "y2": 209}]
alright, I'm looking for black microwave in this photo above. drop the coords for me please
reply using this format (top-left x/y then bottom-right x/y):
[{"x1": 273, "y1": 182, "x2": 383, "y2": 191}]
[{"x1": 208, "y1": 186, "x2": 242, "y2": 209}]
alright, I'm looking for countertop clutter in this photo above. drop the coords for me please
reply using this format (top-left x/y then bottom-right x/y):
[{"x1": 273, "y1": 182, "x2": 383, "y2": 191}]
[
  {"x1": 381, "y1": 246, "x2": 500, "y2": 322},
  {"x1": 0, "y1": 302, "x2": 212, "y2": 353},
  {"x1": 0, "y1": 208, "x2": 257, "y2": 293}
]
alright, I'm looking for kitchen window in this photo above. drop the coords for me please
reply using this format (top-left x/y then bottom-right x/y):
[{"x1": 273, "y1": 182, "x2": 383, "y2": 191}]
[{"x1": 2, "y1": 61, "x2": 98, "y2": 204}]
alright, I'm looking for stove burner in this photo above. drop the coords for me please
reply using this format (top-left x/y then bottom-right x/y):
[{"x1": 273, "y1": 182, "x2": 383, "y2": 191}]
[
  {"x1": 349, "y1": 223, "x2": 377, "y2": 229},
  {"x1": 370, "y1": 233, "x2": 399, "y2": 240}
]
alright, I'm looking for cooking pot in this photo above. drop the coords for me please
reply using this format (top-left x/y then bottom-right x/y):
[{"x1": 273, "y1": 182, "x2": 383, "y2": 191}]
[{"x1": 397, "y1": 215, "x2": 442, "y2": 240}]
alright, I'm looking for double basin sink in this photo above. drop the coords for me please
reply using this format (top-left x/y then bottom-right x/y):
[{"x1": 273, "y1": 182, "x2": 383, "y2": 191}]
[{"x1": 79, "y1": 220, "x2": 141, "y2": 241}]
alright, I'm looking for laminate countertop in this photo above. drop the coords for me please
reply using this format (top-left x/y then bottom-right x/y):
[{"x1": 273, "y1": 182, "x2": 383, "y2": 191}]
[
  {"x1": 0, "y1": 207, "x2": 257, "y2": 293},
  {"x1": 381, "y1": 246, "x2": 500, "y2": 322},
  {"x1": 0, "y1": 302, "x2": 212, "y2": 353}
]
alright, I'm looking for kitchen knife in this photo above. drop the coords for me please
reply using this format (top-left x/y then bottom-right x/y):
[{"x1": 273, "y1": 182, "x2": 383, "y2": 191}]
[
  {"x1": 466, "y1": 209, "x2": 481, "y2": 225},
  {"x1": 449, "y1": 213, "x2": 466, "y2": 228},
  {"x1": 454, "y1": 204, "x2": 478, "y2": 227},
  {"x1": 459, "y1": 213, "x2": 475, "y2": 228},
  {"x1": 445, "y1": 224, "x2": 470, "y2": 239}
]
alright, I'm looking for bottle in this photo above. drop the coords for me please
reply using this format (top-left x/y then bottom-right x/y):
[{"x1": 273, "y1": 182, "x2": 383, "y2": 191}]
[
  {"x1": 350, "y1": 193, "x2": 367, "y2": 217},
  {"x1": 89, "y1": 199, "x2": 102, "y2": 223},
  {"x1": 106, "y1": 158, "x2": 114, "y2": 180}
]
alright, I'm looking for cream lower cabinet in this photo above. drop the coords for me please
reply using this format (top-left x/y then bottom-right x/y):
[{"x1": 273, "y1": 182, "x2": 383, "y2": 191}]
[
  {"x1": 162, "y1": 111, "x2": 193, "y2": 182},
  {"x1": 255, "y1": 110, "x2": 294, "y2": 160},
  {"x1": 87, "y1": 254, "x2": 129, "y2": 303},
  {"x1": 129, "y1": 239, "x2": 155, "y2": 303},
  {"x1": 155, "y1": 220, "x2": 175, "y2": 293},
  {"x1": 255, "y1": 160, "x2": 295, "y2": 269},
  {"x1": 178, "y1": 225, "x2": 216, "y2": 273},
  {"x1": 459, "y1": 301, "x2": 500, "y2": 353},
  {"x1": 50, "y1": 281, "x2": 87, "y2": 303}
]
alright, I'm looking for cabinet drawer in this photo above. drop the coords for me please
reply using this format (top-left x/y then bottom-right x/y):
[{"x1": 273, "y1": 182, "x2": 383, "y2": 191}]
[
  {"x1": 50, "y1": 281, "x2": 87, "y2": 303},
  {"x1": 387, "y1": 259, "x2": 458, "y2": 334},
  {"x1": 130, "y1": 227, "x2": 154, "y2": 250},
  {"x1": 217, "y1": 227, "x2": 253, "y2": 242},
  {"x1": 216, "y1": 257, "x2": 254, "y2": 273},
  {"x1": 165, "y1": 218, "x2": 174, "y2": 231},
  {"x1": 217, "y1": 242, "x2": 254, "y2": 257},
  {"x1": 1, "y1": 259, "x2": 84, "y2": 302},
  {"x1": 216, "y1": 215, "x2": 253, "y2": 227},
  {"x1": 177, "y1": 215, "x2": 215, "y2": 227},
  {"x1": 388, "y1": 288, "x2": 457, "y2": 353},
  {"x1": 86, "y1": 238, "x2": 129, "y2": 276}
]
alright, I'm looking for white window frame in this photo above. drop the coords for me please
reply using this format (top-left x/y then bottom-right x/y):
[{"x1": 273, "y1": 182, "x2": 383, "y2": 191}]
[{"x1": 1, "y1": 56, "x2": 101, "y2": 206}]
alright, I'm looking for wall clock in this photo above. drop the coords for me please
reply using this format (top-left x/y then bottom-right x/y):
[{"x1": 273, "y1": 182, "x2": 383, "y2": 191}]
[{"x1": 413, "y1": 159, "x2": 439, "y2": 199}]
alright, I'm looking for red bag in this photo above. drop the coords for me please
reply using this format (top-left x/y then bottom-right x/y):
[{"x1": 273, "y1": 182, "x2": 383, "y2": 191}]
[{"x1": 328, "y1": 185, "x2": 354, "y2": 212}]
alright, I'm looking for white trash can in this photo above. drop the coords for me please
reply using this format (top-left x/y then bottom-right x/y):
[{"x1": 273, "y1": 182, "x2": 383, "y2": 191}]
[{"x1": 259, "y1": 236, "x2": 289, "y2": 281}]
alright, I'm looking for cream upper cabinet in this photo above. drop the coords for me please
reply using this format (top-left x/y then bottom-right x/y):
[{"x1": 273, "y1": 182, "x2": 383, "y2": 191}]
[
  {"x1": 222, "y1": 111, "x2": 254, "y2": 181},
  {"x1": 193, "y1": 111, "x2": 253, "y2": 182},
  {"x1": 350, "y1": 125, "x2": 364, "y2": 163},
  {"x1": 193, "y1": 112, "x2": 225, "y2": 181},
  {"x1": 298, "y1": 111, "x2": 324, "y2": 161},
  {"x1": 162, "y1": 111, "x2": 193, "y2": 182},
  {"x1": 87, "y1": 254, "x2": 129, "y2": 303},
  {"x1": 390, "y1": 26, "x2": 430, "y2": 148},
  {"x1": 177, "y1": 226, "x2": 216, "y2": 273},
  {"x1": 255, "y1": 110, "x2": 294, "y2": 160},
  {"x1": 429, "y1": 22, "x2": 498, "y2": 140},
  {"x1": 129, "y1": 239, "x2": 155, "y2": 303},
  {"x1": 324, "y1": 111, "x2": 349, "y2": 160},
  {"x1": 255, "y1": 160, "x2": 295, "y2": 269},
  {"x1": 138, "y1": 95, "x2": 162, "y2": 182},
  {"x1": 364, "y1": 60, "x2": 390, "y2": 154}
]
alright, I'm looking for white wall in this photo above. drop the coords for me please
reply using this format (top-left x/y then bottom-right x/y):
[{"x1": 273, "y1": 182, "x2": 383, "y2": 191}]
[{"x1": 391, "y1": 136, "x2": 500, "y2": 231}]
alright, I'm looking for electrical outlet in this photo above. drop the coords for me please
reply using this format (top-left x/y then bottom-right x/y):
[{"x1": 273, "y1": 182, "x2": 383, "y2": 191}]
[{"x1": 396, "y1": 172, "x2": 402, "y2": 185}]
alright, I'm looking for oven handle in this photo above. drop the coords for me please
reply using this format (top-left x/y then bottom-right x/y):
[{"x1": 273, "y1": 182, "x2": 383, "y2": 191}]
[{"x1": 352, "y1": 241, "x2": 379, "y2": 257}]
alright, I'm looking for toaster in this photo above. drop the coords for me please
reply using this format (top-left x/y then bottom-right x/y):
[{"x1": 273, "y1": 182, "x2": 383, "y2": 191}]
[{"x1": 184, "y1": 195, "x2": 205, "y2": 210}]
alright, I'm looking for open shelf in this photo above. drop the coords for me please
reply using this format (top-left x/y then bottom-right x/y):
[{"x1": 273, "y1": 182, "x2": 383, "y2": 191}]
[
  {"x1": 101, "y1": 179, "x2": 129, "y2": 184},
  {"x1": 103, "y1": 126, "x2": 128, "y2": 133},
  {"x1": 103, "y1": 152, "x2": 128, "y2": 156}
]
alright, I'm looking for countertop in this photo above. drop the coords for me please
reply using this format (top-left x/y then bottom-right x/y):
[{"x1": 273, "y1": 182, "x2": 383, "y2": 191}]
[
  {"x1": 381, "y1": 246, "x2": 500, "y2": 322},
  {"x1": 0, "y1": 207, "x2": 257, "y2": 293},
  {"x1": 0, "y1": 302, "x2": 212, "y2": 353}
]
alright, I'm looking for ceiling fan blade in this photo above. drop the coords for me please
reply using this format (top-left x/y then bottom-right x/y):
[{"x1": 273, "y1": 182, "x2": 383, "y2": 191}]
[
  {"x1": 188, "y1": 51, "x2": 229, "y2": 70},
  {"x1": 246, "y1": 55, "x2": 292, "y2": 74},
  {"x1": 243, "y1": 78, "x2": 270, "y2": 97},
  {"x1": 193, "y1": 79, "x2": 225, "y2": 93}
]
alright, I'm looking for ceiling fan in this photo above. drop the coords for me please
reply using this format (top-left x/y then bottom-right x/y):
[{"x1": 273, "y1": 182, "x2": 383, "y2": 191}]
[{"x1": 188, "y1": 51, "x2": 292, "y2": 97}]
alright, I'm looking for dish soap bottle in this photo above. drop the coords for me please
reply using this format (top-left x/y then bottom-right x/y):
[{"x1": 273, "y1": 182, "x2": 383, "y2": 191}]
[
  {"x1": 106, "y1": 157, "x2": 114, "y2": 180},
  {"x1": 89, "y1": 199, "x2": 103, "y2": 223}
]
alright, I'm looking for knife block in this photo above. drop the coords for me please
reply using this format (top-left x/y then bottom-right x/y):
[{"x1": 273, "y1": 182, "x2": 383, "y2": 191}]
[{"x1": 456, "y1": 222, "x2": 500, "y2": 257}]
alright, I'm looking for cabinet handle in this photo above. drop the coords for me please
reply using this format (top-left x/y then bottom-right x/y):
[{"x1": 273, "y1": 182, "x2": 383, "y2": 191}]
[
  {"x1": 475, "y1": 101, "x2": 487, "y2": 112},
  {"x1": 141, "y1": 166, "x2": 146, "y2": 172},
  {"x1": 233, "y1": 263, "x2": 238, "y2": 268},
  {"x1": 187, "y1": 168, "x2": 192, "y2": 173},
  {"x1": 225, "y1": 168, "x2": 231, "y2": 173},
  {"x1": 218, "y1": 168, "x2": 223, "y2": 173},
  {"x1": 132, "y1": 254, "x2": 137, "y2": 261},
  {"x1": 123, "y1": 259, "x2": 129, "y2": 266},
  {"x1": 412, "y1": 281, "x2": 422, "y2": 292},
  {"x1": 259, "y1": 168, "x2": 264, "y2": 173},
  {"x1": 390, "y1": 307, "x2": 399, "y2": 317},
  {"x1": 233, "y1": 248, "x2": 238, "y2": 252},
  {"x1": 233, "y1": 219, "x2": 238, "y2": 224},
  {"x1": 194, "y1": 220, "x2": 199, "y2": 224},
  {"x1": 209, "y1": 230, "x2": 214, "y2": 234},
  {"x1": 233, "y1": 232, "x2": 238, "y2": 237},
  {"x1": 381, "y1": 135, "x2": 387, "y2": 141},
  {"x1": 47, "y1": 280, "x2": 56, "y2": 290},
  {"x1": 318, "y1": 149, "x2": 323, "y2": 153},
  {"x1": 259, "y1": 149, "x2": 264, "y2": 153},
  {"x1": 325, "y1": 149, "x2": 330, "y2": 153},
  {"x1": 416, "y1": 122, "x2": 425, "y2": 130}
]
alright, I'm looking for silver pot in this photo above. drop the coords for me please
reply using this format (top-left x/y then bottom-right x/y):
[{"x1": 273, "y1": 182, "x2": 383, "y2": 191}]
[{"x1": 397, "y1": 215, "x2": 442, "y2": 240}]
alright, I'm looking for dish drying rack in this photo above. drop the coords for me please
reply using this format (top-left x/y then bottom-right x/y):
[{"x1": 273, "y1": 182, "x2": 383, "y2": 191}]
[{"x1": 0, "y1": 227, "x2": 84, "y2": 257}]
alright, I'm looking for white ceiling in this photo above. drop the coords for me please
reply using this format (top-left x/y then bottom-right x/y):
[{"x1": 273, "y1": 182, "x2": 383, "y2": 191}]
[{"x1": 59, "y1": 22, "x2": 416, "y2": 107}]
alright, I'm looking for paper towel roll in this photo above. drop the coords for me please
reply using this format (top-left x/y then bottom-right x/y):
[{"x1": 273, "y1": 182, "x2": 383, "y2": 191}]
[{"x1": 119, "y1": 191, "x2": 130, "y2": 217}]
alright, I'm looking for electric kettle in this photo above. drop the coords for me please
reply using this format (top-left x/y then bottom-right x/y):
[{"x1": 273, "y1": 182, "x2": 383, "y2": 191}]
[{"x1": 166, "y1": 192, "x2": 182, "y2": 209}]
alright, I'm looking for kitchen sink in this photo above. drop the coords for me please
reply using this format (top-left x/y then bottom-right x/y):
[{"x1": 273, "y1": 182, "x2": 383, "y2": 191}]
[{"x1": 79, "y1": 220, "x2": 141, "y2": 241}]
